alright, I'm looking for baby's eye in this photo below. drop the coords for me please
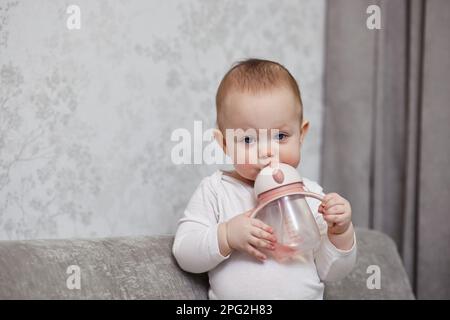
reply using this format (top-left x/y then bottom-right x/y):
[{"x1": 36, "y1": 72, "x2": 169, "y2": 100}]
[
  {"x1": 274, "y1": 133, "x2": 288, "y2": 141},
  {"x1": 243, "y1": 136, "x2": 256, "y2": 144}
]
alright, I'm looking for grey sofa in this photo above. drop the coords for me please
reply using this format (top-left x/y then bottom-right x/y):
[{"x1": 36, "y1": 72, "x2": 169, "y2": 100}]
[{"x1": 0, "y1": 228, "x2": 414, "y2": 299}]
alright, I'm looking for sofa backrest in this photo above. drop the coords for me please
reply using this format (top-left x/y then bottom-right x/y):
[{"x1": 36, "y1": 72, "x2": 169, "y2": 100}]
[{"x1": 0, "y1": 228, "x2": 414, "y2": 299}]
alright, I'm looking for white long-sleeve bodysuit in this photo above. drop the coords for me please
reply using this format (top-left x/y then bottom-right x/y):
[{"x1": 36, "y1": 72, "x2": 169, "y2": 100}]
[{"x1": 172, "y1": 170, "x2": 357, "y2": 299}]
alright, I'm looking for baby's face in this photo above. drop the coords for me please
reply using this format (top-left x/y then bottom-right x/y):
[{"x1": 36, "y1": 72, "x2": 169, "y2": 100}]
[{"x1": 219, "y1": 86, "x2": 308, "y2": 181}]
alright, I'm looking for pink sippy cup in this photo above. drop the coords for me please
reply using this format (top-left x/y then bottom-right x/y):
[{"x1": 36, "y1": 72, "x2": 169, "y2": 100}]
[{"x1": 250, "y1": 163, "x2": 324, "y2": 262}]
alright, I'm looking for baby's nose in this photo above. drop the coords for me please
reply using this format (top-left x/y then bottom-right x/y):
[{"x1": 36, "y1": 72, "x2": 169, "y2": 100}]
[
  {"x1": 258, "y1": 138, "x2": 279, "y2": 161},
  {"x1": 258, "y1": 139, "x2": 273, "y2": 157}
]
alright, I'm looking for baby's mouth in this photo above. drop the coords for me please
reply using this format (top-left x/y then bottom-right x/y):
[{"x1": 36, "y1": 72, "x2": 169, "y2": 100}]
[
  {"x1": 257, "y1": 158, "x2": 272, "y2": 168},
  {"x1": 257, "y1": 157, "x2": 280, "y2": 170}
]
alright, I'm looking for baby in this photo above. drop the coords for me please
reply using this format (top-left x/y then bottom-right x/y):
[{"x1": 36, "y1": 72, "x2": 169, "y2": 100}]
[{"x1": 173, "y1": 59, "x2": 356, "y2": 299}]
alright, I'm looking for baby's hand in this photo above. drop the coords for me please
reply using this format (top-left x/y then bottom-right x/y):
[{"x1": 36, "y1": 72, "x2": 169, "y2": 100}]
[
  {"x1": 318, "y1": 193, "x2": 352, "y2": 235},
  {"x1": 225, "y1": 210, "x2": 277, "y2": 261}
]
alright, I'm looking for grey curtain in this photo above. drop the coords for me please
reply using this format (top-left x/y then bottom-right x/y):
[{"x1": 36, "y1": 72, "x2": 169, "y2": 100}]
[{"x1": 321, "y1": 0, "x2": 450, "y2": 299}]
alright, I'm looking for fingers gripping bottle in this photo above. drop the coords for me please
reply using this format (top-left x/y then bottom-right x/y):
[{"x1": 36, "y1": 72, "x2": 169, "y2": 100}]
[{"x1": 250, "y1": 163, "x2": 324, "y2": 262}]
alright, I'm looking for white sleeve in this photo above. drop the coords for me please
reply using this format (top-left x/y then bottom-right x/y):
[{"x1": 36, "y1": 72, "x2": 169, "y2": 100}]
[
  {"x1": 172, "y1": 176, "x2": 230, "y2": 274},
  {"x1": 305, "y1": 179, "x2": 357, "y2": 282},
  {"x1": 314, "y1": 231, "x2": 357, "y2": 282}
]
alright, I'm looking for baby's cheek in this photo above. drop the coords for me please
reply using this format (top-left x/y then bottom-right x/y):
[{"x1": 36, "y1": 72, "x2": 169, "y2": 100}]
[
  {"x1": 230, "y1": 145, "x2": 258, "y2": 166},
  {"x1": 234, "y1": 163, "x2": 259, "y2": 181},
  {"x1": 279, "y1": 148, "x2": 301, "y2": 168}
]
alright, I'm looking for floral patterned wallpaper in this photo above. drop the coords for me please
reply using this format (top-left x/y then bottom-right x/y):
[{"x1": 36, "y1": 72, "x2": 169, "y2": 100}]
[{"x1": 0, "y1": 0, "x2": 325, "y2": 240}]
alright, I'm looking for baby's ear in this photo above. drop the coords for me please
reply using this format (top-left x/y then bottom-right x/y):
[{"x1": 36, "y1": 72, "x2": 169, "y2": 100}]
[
  {"x1": 213, "y1": 128, "x2": 226, "y2": 153},
  {"x1": 300, "y1": 120, "x2": 310, "y2": 144}
]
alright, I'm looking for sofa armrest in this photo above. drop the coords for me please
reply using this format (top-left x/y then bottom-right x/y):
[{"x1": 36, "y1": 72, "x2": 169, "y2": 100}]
[{"x1": 324, "y1": 228, "x2": 415, "y2": 299}]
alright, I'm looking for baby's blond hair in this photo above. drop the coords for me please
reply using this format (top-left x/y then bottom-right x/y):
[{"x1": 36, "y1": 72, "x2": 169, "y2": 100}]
[{"x1": 215, "y1": 58, "x2": 303, "y2": 131}]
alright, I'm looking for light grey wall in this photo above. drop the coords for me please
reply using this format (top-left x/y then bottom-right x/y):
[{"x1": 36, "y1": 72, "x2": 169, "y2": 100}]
[{"x1": 0, "y1": 0, "x2": 325, "y2": 240}]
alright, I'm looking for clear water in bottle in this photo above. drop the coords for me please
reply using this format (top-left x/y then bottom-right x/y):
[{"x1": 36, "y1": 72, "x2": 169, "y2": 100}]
[{"x1": 256, "y1": 194, "x2": 321, "y2": 262}]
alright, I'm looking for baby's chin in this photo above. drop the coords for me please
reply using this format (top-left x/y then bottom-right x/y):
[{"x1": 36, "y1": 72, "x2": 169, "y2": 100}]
[{"x1": 234, "y1": 165, "x2": 261, "y2": 181}]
